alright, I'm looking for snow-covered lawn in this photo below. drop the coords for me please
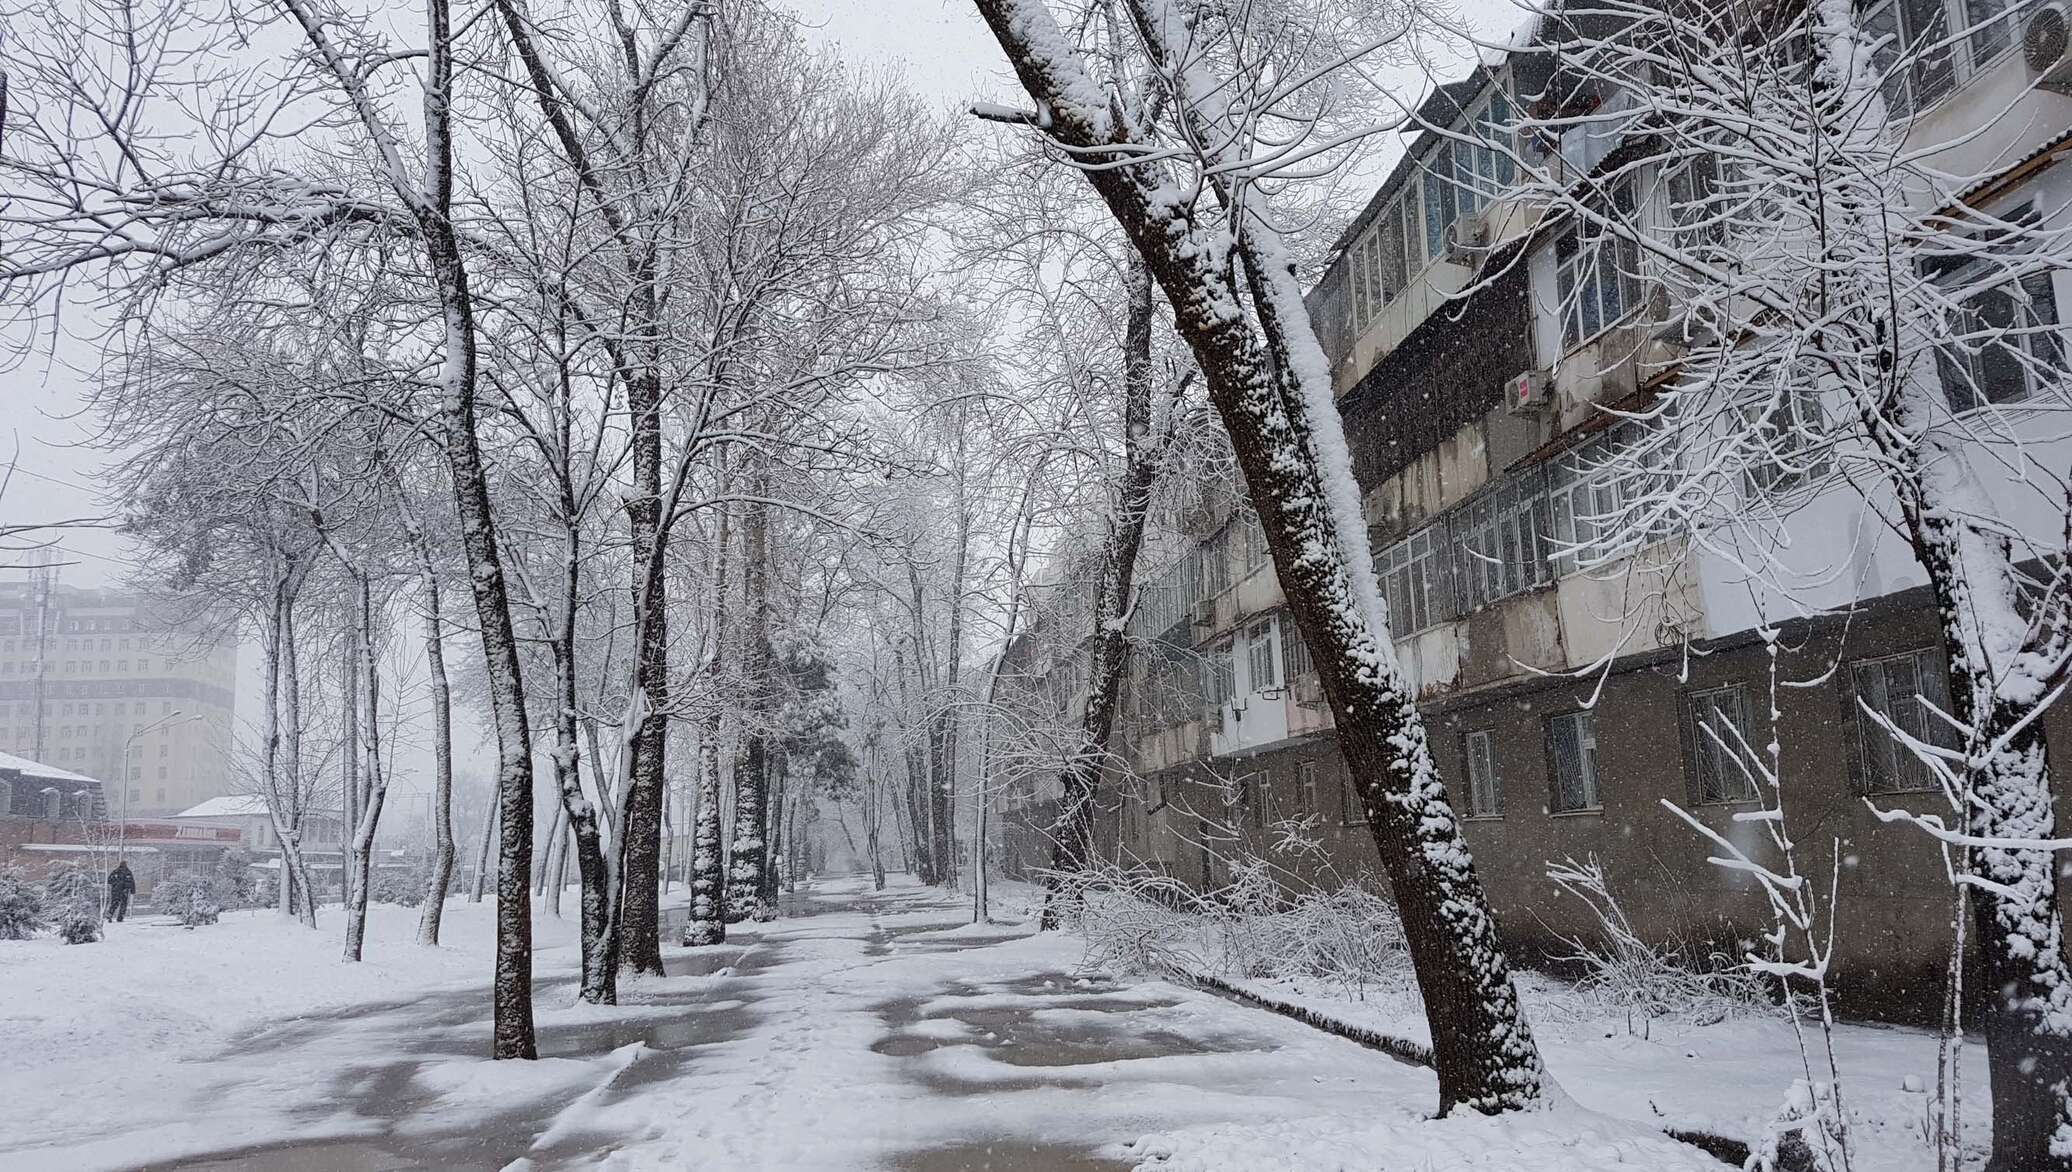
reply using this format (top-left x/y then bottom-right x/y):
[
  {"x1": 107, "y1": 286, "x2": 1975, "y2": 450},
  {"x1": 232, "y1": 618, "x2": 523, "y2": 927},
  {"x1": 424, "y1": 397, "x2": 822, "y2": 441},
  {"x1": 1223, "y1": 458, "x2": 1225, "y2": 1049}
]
[
  {"x1": 1215, "y1": 970, "x2": 1982, "y2": 1171},
  {"x1": 0, "y1": 876, "x2": 1954, "y2": 1171}
]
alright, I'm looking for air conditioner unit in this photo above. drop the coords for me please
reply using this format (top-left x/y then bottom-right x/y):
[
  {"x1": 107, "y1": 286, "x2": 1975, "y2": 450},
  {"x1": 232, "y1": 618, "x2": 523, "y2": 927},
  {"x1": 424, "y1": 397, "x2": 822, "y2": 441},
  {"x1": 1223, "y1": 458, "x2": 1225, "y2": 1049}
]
[
  {"x1": 2025, "y1": 4, "x2": 2072, "y2": 93},
  {"x1": 1190, "y1": 598, "x2": 1216, "y2": 628},
  {"x1": 1443, "y1": 212, "x2": 1486, "y2": 265},
  {"x1": 1507, "y1": 368, "x2": 1551, "y2": 414}
]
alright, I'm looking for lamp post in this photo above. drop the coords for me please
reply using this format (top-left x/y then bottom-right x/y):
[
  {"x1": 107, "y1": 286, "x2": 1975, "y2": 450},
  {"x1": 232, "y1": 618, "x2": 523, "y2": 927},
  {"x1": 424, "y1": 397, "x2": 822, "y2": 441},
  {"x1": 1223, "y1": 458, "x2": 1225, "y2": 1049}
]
[{"x1": 120, "y1": 711, "x2": 203, "y2": 855}]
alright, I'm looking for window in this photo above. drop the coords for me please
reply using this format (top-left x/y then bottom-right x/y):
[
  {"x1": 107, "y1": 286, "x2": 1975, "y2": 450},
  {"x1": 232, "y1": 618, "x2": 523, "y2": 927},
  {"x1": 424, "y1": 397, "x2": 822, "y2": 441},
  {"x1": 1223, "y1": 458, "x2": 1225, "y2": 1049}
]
[
  {"x1": 1456, "y1": 474, "x2": 1551, "y2": 609},
  {"x1": 1743, "y1": 388, "x2": 1833, "y2": 497},
  {"x1": 0, "y1": 784, "x2": 9, "y2": 817},
  {"x1": 1378, "y1": 527, "x2": 1452, "y2": 634},
  {"x1": 1464, "y1": 729, "x2": 1502, "y2": 818},
  {"x1": 1555, "y1": 181, "x2": 1643, "y2": 351},
  {"x1": 1850, "y1": 648, "x2": 1960, "y2": 793},
  {"x1": 1936, "y1": 269, "x2": 2066, "y2": 412},
  {"x1": 44, "y1": 789, "x2": 61, "y2": 820},
  {"x1": 1346, "y1": 193, "x2": 1417, "y2": 332},
  {"x1": 1249, "y1": 770, "x2": 1276, "y2": 825},
  {"x1": 1241, "y1": 516, "x2": 1268, "y2": 574},
  {"x1": 1246, "y1": 620, "x2": 1280, "y2": 692},
  {"x1": 1557, "y1": 84, "x2": 1632, "y2": 178},
  {"x1": 1205, "y1": 642, "x2": 1235, "y2": 709},
  {"x1": 1863, "y1": 0, "x2": 2014, "y2": 119},
  {"x1": 1682, "y1": 685, "x2": 1760, "y2": 804},
  {"x1": 1192, "y1": 539, "x2": 1230, "y2": 602},
  {"x1": 1549, "y1": 421, "x2": 1681, "y2": 572},
  {"x1": 1548, "y1": 711, "x2": 1602, "y2": 812},
  {"x1": 1340, "y1": 770, "x2": 1365, "y2": 824},
  {"x1": 1283, "y1": 619, "x2": 1315, "y2": 680}
]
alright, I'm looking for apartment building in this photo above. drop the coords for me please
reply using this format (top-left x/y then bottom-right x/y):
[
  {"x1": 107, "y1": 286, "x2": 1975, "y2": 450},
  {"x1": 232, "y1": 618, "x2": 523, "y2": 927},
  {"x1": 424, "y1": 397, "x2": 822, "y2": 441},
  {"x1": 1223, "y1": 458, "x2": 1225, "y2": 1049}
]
[
  {"x1": 0, "y1": 581, "x2": 238, "y2": 819},
  {"x1": 998, "y1": 4, "x2": 2072, "y2": 1022}
]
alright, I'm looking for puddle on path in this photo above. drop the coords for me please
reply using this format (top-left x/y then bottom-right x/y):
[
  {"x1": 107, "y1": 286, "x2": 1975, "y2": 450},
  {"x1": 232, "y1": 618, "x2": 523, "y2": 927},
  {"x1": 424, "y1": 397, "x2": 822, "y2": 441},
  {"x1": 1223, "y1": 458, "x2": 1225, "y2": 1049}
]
[
  {"x1": 891, "y1": 1140, "x2": 1129, "y2": 1171},
  {"x1": 149, "y1": 1135, "x2": 512, "y2": 1172}
]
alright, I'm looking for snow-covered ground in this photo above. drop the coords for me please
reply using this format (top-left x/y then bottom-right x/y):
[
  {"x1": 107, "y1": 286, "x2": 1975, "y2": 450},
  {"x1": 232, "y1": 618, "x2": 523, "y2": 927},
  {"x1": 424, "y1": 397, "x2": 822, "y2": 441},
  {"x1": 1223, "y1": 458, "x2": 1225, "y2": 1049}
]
[{"x1": 0, "y1": 876, "x2": 1949, "y2": 1170}]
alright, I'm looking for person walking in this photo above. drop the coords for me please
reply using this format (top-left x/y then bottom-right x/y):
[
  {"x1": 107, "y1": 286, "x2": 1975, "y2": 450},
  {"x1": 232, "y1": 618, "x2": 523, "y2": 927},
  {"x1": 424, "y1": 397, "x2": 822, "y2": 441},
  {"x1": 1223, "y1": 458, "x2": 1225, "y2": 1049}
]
[{"x1": 106, "y1": 859, "x2": 135, "y2": 923}]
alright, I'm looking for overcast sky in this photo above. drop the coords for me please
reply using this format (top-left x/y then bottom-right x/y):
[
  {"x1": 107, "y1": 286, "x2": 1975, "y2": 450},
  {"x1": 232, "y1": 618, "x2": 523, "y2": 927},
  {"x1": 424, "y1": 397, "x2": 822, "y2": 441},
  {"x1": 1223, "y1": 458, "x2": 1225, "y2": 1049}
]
[
  {"x1": 0, "y1": 0, "x2": 1519, "y2": 590},
  {"x1": 0, "y1": 0, "x2": 1518, "y2": 795}
]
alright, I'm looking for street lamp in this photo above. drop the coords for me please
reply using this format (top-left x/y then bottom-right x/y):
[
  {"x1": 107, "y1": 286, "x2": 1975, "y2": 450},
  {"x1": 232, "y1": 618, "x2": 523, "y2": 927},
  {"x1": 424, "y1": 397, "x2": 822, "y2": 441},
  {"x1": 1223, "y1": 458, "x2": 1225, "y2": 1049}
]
[{"x1": 120, "y1": 711, "x2": 205, "y2": 855}]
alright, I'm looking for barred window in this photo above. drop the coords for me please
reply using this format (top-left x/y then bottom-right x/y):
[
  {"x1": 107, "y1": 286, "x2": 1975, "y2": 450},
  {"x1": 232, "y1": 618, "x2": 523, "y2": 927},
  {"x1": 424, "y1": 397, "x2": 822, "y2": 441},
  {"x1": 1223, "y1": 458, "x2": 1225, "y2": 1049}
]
[
  {"x1": 1850, "y1": 649, "x2": 1960, "y2": 794},
  {"x1": 1682, "y1": 684, "x2": 1760, "y2": 804},
  {"x1": 1456, "y1": 474, "x2": 1551, "y2": 609},
  {"x1": 1464, "y1": 729, "x2": 1502, "y2": 818},
  {"x1": 1283, "y1": 619, "x2": 1315, "y2": 680},
  {"x1": 1548, "y1": 711, "x2": 1601, "y2": 812}
]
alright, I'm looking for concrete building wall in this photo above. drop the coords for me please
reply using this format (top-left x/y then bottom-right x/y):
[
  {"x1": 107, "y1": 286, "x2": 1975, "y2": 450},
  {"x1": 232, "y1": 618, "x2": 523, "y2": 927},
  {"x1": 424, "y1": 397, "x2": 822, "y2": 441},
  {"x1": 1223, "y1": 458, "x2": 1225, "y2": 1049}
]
[{"x1": 0, "y1": 584, "x2": 238, "y2": 818}]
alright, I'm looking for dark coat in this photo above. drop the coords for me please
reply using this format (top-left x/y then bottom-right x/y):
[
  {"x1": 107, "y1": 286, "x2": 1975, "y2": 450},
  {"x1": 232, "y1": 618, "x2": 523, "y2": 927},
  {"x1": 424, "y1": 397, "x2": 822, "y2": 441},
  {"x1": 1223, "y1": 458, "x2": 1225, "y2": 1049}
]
[{"x1": 108, "y1": 863, "x2": 136, "y2": 897}]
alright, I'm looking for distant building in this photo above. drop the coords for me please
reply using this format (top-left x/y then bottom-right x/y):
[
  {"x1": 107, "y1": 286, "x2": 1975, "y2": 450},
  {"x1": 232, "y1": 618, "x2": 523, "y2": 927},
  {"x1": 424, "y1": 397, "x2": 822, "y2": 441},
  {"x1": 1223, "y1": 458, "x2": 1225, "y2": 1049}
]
[
  {"x1": 170, "y1": 796, "x2": 345, "y2": 891},
  {"x1": 0, "y1": 580, "x2": 238, "y2": 818},
  {"x1": 0, "y1": 750, "x2": 240, "y2": 890}
]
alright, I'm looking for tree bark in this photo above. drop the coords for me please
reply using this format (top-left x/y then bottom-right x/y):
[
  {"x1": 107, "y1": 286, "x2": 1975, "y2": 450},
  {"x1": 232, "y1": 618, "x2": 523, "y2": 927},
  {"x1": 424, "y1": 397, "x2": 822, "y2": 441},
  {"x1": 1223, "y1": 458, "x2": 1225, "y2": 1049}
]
[
  {"x1": 726, "y1": 485, "x2": 772, "y2": 922},
  {"x1": 1042, "y1": 259, "x2": 1161, "y2": 930},
  {"x1": 343, "y1": 578, "x2": 388, "y2": 963},
  {"x1": 552, "y1": 524, "x2": 617, "y2": 1003},
  {"x1": 472, "y1": 785, "x2": 499, "y2": 904},
  {"x1": 617, "y1": 364, "x2": 670, "y2": 976},
  {"x1": 970, "y1": 0, "x2": 1546, "y2": 1113},
  {"x1": 415, "y1": 562, "x2": 457, "y2": 946}
]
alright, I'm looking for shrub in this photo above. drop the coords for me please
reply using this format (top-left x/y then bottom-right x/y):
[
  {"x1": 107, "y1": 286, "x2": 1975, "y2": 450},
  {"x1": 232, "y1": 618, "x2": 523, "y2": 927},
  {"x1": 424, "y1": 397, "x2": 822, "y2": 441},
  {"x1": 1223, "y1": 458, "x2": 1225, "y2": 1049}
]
[
  {"x1": 43, "y1": 862, "x2": 102, "y2": 944},
  {"x1": 1546, "y1": 855, "x2": 1775, "y2": 1026},
  {"x1": 0, "y1": 868, "x2": 46, "y2": 940},
  {"x1": 370, "y1": 863, "x2": 426, "y2": 907},
  {"x1": 155, "y1": 871, "x2": 222, "y2": 927}
]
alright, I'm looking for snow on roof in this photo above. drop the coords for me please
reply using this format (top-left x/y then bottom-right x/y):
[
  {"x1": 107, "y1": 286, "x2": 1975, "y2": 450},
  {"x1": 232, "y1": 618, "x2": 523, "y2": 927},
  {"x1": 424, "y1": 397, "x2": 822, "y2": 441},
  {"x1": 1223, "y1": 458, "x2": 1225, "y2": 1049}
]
[
  {"x1": 172, "y1": 795, "x2": 341, "y2": 819},
  {"x1": 0, "y1": 750, "x2": 104, "y2": 787},
  {"x1": 171, "y1": 795, "x2": 269, "y2": 819},
  {"x1": 19, "y1": 843, "x2": 158, "y2": 854}
]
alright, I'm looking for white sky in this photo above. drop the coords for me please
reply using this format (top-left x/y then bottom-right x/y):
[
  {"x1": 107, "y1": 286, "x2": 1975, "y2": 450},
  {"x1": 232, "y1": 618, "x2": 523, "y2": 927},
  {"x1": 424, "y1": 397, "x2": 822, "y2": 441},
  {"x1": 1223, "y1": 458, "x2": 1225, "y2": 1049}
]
[{"x1": 0, "y1": 0, "x2": 1522, "y2": 794}]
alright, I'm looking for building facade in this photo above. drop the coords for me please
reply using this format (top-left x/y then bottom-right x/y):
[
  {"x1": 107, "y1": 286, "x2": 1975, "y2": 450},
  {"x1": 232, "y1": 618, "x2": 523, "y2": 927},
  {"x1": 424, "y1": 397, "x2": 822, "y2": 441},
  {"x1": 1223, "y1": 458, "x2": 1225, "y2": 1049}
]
[
  {"x1": 0, "y1": 581, "x2": 238, "y2": 819},
  {"x1": 998, "y1": 5, "x2": 2072, "y2": 1023}
]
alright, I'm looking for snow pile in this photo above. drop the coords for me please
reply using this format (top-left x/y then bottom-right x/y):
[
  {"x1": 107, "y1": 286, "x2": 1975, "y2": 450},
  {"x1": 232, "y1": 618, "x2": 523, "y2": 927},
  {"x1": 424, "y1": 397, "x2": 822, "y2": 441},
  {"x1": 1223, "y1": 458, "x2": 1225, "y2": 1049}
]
[{"x1": 1123, "y1": 1104, "x2": 1725, "y2": 1171}]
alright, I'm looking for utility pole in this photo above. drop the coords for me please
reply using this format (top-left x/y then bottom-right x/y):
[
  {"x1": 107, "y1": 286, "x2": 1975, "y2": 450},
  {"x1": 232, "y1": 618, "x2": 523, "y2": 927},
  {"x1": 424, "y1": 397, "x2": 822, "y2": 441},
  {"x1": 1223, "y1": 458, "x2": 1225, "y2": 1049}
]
[{"x1": 28, "y1": 545, "x2": 58, "y2": 763}]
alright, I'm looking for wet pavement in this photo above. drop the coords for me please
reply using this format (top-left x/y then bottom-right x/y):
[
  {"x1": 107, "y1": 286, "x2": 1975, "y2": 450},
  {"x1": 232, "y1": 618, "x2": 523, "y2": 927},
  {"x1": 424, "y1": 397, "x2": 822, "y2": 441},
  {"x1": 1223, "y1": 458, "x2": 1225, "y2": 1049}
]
[{"x1": 83, "y1": 878, "x2": 1431, "y2": 1171}]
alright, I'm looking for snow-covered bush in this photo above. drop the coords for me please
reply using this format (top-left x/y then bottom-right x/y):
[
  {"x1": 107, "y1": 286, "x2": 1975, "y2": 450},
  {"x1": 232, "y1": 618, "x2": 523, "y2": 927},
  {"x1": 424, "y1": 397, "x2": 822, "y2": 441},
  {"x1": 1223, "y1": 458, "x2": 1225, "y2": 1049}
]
[
  {"x1": 370, "y1": 861, "x2": 427, "y2": 907},
  {"x1": 0, "y1": 867, "x2": 46, "y2": 940},
  {"x1": 215, "y1": 849, "x2": 263, "y2": 908},
  {"x1": 1546, "y1": 856, "x2": 1773, "y2": 1025},
  {"x1": 42, "y1": 862, "x2": 102, "y2": 944},
  {"x1": 1070, "y1": 863, "x2": 1412, "y2": 998},
  {"x1": 155, "y1": 871, "x2": 222, "y2": 927},
  {"x1": 247, "y1": 866, "x2": 278, "y2": 910}
]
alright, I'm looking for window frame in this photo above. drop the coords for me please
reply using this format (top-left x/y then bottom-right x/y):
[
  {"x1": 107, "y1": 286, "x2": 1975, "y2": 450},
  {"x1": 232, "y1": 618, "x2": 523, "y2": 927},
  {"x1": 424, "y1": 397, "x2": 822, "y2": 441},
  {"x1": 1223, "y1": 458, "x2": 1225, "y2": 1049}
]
[
  {"x1": 1547, "y1": 710, "x2": 1603, "y2": 814},
  {"x1": 1464, "y1": 729, "x2": 1503, "y2": 819},
  {"x1": 1245, "y1": 619, "x2": 1280, "y2": 693},
  {"x1": 1378, "y1": 526, "x2": 1453, "y2": 635},
  {"x1": 1554, "y1": 179, "x2": 1644, "y2": 354},
  {"x1": 1849, "y1": 647, "x2": 1960, "y2": 795},
  {"x1": 1681, "y1": 683, "x2": 1762, "y2": 805}
]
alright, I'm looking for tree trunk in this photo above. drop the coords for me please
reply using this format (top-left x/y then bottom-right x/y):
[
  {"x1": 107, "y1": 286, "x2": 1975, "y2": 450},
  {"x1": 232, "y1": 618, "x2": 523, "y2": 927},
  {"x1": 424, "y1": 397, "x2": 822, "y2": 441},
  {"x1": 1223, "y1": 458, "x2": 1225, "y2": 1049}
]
[
  {"x1": 472, "y1": 785, "x2": 498, "y2": 903},
  {"x1": 971, "y1": 0, "x2": 1546, "y2": 1113},
  {"x1": 1043, "y1": 259, "x2": 1160, "y2": 930},
  {"x1": 553, "y1": 525, "x2": 618, "y2": 1004},
  {"x1": 341, "y1": 632, "x2": 359, "y2": 912},
  {"x1": 261, "y1": 572, "x2": 319, "y2": 929},
  {"x1": 685, "y1": 725, "x2": 728, "y2": 944},
  {"x1": 726, "y1": 486, "x2": 772, "y2": 922},
  {"x1": 617, "y1": 364, "x2": 669, "y2": 977},
  {"x1": 1904, "y1": 448, "x2": 2072, "y2": 1171},
  {"x1": 343, "y1": 578, "x2": 388, "y2": 963},
  {"x1": 416, "y1": 566, "x2": 457, "y2": 946}
]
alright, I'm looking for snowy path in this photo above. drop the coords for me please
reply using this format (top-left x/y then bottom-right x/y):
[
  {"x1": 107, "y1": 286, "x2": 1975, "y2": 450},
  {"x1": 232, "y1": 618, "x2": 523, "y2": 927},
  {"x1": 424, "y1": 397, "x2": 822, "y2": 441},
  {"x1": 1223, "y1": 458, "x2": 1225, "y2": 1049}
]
[{"x1": 0, "y1": 877, "x2": 1725, "y2": 1171}]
